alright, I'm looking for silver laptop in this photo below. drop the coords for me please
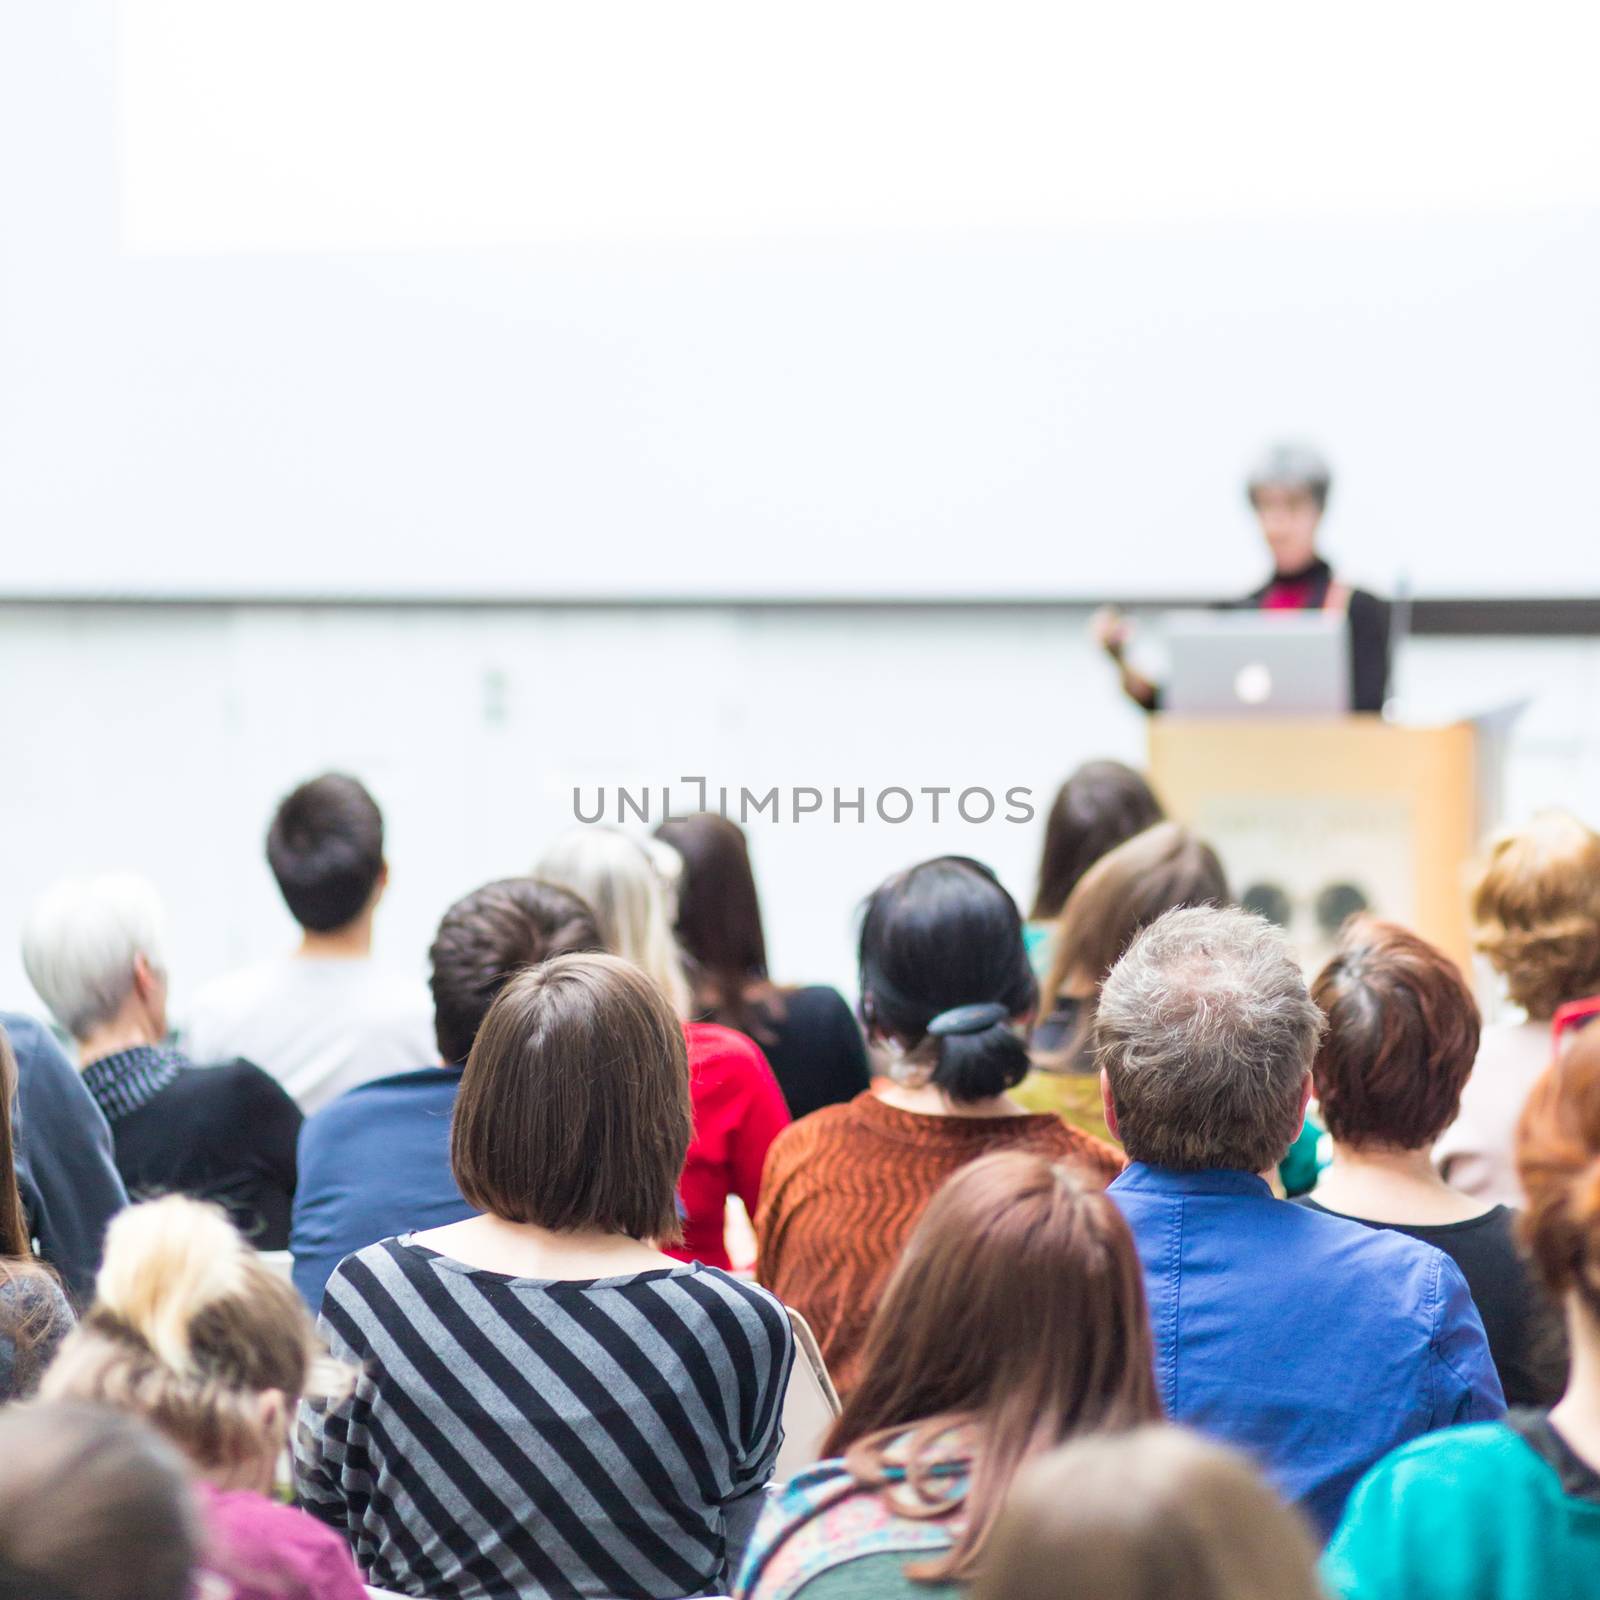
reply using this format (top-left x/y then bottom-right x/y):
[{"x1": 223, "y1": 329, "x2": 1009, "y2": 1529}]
[{"x1": 1162, "y1": 611, "x2": 1350, "y2": 717}]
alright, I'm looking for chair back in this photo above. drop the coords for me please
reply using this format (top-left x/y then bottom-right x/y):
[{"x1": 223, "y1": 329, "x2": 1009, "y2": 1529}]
[
  {"x1": 775, "y1": 1307, "x2": 841, "y2": 1482},
  {"x1": 257, "y1": 1249, "x2": 295, "y2": 1283}
]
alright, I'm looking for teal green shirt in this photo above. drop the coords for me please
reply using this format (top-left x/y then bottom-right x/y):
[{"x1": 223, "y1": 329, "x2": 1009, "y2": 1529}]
[
  {"x1": 1022, "y1": 920, "x2": 1053, "y2": 978},
  {"x1": 1323, "y1": 1416, "x2": 1600, "y2": 1600}
]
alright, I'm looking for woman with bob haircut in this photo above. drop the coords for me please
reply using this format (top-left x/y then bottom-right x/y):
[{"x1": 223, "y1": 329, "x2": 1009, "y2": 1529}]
[
  {"x1": 972, "y1": 1426, "x2": 1323, "y2": 1600},
  {"x1": 297, "y1": 953, "x2": 795, "y2": 1600},
  {"x1": 41, "y1": 1195, "x2": 366, "y2": 1600},
  {"x1": 1018, "y1": 822, "x2": 1228, "y2": 1141},
  {"x1": 1301, "y1": 917, "x2": 1565, "y2": 1406},
  {"x1": 655, "y1": 812, "x2": 870, "y2": 1121},
  {"x1": 1439, "y1": 811, "x2": 1600, "y2": 1204},
  {"x1": 757, "y1": 857, "x2": 1122, "y2": 1396},
  {"x1": 739, "y1": 1151, "x2": 1160, "y2": 1600},
  {"x1": 1025, "y1": 761, "x2": 1165, "y2": 974},
  {"x1": 535, "y1": 827, "x2": 791, "y2": 1269},
  {"x1": 1324, "y1": 1024, "x2": 1600, "y2": 1597},
  {"x1": 0, "y1": 1402, "x2": 201, "y2": 1600}
]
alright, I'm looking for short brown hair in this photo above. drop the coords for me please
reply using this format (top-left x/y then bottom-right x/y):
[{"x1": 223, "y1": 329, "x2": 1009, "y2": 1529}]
[
  {"x1": 1472, "y1": 811, "x2": 1600, "y2": 1019},
  {"x1": 1311, "y1": 918, "x2": 1481, "y2": 1151},
  {"x1": 1517, "y1": 1025, "x2": 1600, "y2": 1315},
  {"x1": 451, "y1": 953, "x2": 691, "y2": 1240},
  {"x1": 0, "y1": 1402, "x2": 200, "y2": 1600},
  {"x1": 974, "y1": 1427, "x2": 1322, "y2": 1600},
  {"x1": 429, "y1": 879, "x2": 603, "y2": 1064},
  {"x1": 1036, "y1": 823, "x2": 1229, "y2": 1066},
  {"x1": 823, "y1": 1152, "x2": 1161, "y2": 1584}
]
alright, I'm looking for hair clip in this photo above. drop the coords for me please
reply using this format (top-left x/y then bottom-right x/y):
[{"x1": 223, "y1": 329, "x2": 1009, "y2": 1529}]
[{"x1": 925, "y1": 1001, "x2": 1010, "y2": 1037}]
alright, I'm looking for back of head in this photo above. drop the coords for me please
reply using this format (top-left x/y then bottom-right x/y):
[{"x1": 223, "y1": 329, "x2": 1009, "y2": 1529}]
[
  {"x1": 860, "y1": 857, "x2": 1037, "y2": 1104},
  {"x1": 429, "y1": 878, "x2": 604, "y2": 1065},
  {"x1": 1031, "y1": 762, "x2": 1165, "y2": 922},
  {"x1": 1517, "y1": 1025, "x2": 1600, "y2": 1320},
  {"x1": 1471, "y1": 810, "x2": 1600, "y2": 1020},
  {"x1": 0, "y1": 1402, "x2": 197, "y2": 1600},
  {"x1": 267, "y1": 772, "x2": 385, "y2": 933},
  {"x1": 1312, "y1": 917, "x2": 1480, "y2": 1152},
  {"x1": 654, "y1": 813, "x2": 770, "y2": 1015},
  {"x1": 20, "y1": 873, "x2": 166, "y2": 1042},
  {"x1": 451, "y1": 952, "x2": 692, "y2": 1242},
  {"x1": 975, "y1": 1426, "x2": 1323, "y2": 1600},
  {"x1": 41, "y1": 1195, "x2": 324, "y2": 1483},
  {"x1": 829, "y1": 1151, "x2": 1160, "y2": 1582},
  {"x1": 1041, "y1": 822, "x2": 1229, "y2": 1018},
  {"x1": 1097, "y1": 905, "x2": 1325, "y2": 1173},
  {"x1": 533, "y1": 828, "x2": 691, "y2": 1015}
]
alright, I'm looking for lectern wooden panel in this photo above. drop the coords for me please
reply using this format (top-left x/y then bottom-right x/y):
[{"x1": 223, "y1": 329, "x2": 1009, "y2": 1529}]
[{"x1": 1149, "y1": 718, "x2": 1481, "y2": 976}]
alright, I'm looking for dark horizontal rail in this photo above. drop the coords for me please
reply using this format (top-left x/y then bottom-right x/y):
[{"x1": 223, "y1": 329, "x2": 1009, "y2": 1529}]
[{"x1": 0, "y1": 594, "x2": 1596, "y2": 636}]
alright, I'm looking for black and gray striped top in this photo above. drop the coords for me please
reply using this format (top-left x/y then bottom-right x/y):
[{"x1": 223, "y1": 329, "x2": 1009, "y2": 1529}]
[{"x1": 295, "y1": 1237, "x2": 794, "y2": 1600}]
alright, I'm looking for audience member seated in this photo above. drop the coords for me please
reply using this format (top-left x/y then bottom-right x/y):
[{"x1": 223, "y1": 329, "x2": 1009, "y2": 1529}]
[
  {"x1": 657, "y1": 812, "x2": 871, "y2": 1120},
  {"x1": 1302, "y1": 917, "x2": 1566, "y2": 1407},
  {"x1": 0, "y1": 1031, "x2": 75, "y2": 1399},
  {"x1": 1019, "y1": 821, "x2": 1228, "y2": 1141},
  {"x1": 291, "y1": 877, "x2": 602, "y2": 1311},
  {"x1": 1324, "y1": 1024, "x2": 1600, "y2": 1598},
  {"x1": 974, "y1": 1426, "x2": 1324, "y2": 1600},
  {"x1": 1100, "y1": 905, "x2": 1503, "y2": 1536},
  {"x1": 1025, "y1": 760, "x2": 1164, "y2": 974},
  {"x1": 757, "y1": 856, "x2": 1122, "y2": 1395},
  {"x1": 22, "y1": 873, "x2": 301, "y2": 1249},
  {"x1": 297, "y1": 954, "x2": 794, "y2": 1600},
  {"x1": 1437, "y1": 811, "x2": 1600, "y2": 1205},
  {"x1": 0, "y1": 1402, "x2": 200, "y2": 1600},
  {"x1": 536, "y1": 826, "x2": 790, "y2": 1269},
  {"x1": 41, "y1": 1196, "x2": 368, "y2": 1600},
  {"x1": 184, "y1": 773, "x2": 435, "y2": 1111},
  {"x1": 1, "y1": 1010, "x2": 126, "y2": 1304},
  {"x1": 739, "y1": 1151, "x2": 1160, "y2": 1600}
]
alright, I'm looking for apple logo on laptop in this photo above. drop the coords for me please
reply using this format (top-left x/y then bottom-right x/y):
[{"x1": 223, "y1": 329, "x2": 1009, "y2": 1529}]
[{"x1": 1234, "y1": 662, "x2": 1273, "y2": 705}]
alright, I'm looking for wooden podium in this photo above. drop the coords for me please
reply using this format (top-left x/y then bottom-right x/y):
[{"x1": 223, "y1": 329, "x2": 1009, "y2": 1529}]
[{"x1": 1148, "y1": 716, "x2": 1509, "y2": 977}]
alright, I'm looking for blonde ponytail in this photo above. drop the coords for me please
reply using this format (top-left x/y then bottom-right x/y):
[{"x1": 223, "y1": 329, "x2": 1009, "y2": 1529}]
[
  {"x1": 91, "y1": 1197, "x2": 249, "y2": 1376},
  {"x1": 40, "y1": 1196, "x2": 347, "y2": 1486}
]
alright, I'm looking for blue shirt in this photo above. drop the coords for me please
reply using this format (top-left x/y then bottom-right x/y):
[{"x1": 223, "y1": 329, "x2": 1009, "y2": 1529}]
[
  {"x1": 3, "y1": 1011, "x2": 127, "y2": 1305},
  {"x1": 290, "y1": 1065, "x2": 474, "y2": 1311},
  {"x1": 1109, "y1": 1164, "x2": 1505, "y2": 1538}
]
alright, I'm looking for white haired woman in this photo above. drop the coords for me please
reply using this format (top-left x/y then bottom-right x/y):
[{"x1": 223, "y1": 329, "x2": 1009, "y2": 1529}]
[{"x1": 21, "y1": 873, "x2": 301, "y2": 1248}]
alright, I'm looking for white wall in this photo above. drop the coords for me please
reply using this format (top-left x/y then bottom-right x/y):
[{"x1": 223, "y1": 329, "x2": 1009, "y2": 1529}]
[
  {"x1": 1, "y1": 602, "x2": 1596, "y2": 1028},
  {"x1": 6, "y1": 2, "x2": 1600, "y2": 602}
]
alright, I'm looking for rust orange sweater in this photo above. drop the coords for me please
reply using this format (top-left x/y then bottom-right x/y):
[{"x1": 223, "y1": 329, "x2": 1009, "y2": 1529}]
[{"x1": 755, "y1": 1090, "x2": 1123, "y2": 1396}]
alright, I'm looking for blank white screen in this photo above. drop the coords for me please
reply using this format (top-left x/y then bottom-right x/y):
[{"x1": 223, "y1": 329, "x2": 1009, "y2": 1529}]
[{"x1": 0, "y1": 1, "x2": 1596, "y2": 598}]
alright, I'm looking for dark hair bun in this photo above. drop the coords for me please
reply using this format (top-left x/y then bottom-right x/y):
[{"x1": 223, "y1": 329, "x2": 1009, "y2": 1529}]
[
  {"x1": 932, "y1": 1012, "x2": 1031, "y2": 1103},
  {"x1": 859, "y1": 858, "x2": 1037, "y2": 1106}
]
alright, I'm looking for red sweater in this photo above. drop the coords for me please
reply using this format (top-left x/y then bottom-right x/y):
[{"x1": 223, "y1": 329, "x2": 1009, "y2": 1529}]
[{"x1": 664, "y1": 1021, "x2": 791, "y2": 1271}]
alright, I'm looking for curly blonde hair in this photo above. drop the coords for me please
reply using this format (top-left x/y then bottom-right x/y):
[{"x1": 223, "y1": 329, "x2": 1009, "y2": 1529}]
[{"x1": 1471, "y1": 811, "x2": 1600, "y2": 1020}]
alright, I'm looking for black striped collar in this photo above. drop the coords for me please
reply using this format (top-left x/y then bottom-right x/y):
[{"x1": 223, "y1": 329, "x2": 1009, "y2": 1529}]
[{"x1": 80, "y1": 1044, "x2": 183, "y2": 1121}]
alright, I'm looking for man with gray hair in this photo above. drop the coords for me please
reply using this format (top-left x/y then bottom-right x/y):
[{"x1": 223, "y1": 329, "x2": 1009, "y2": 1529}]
[
  {"x1": 1098, "y1": 905, "x2": 1501, "y2": 1538},
  {"x1": 21, "y1": 873, "x2": 301, "y2": 1248}
]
